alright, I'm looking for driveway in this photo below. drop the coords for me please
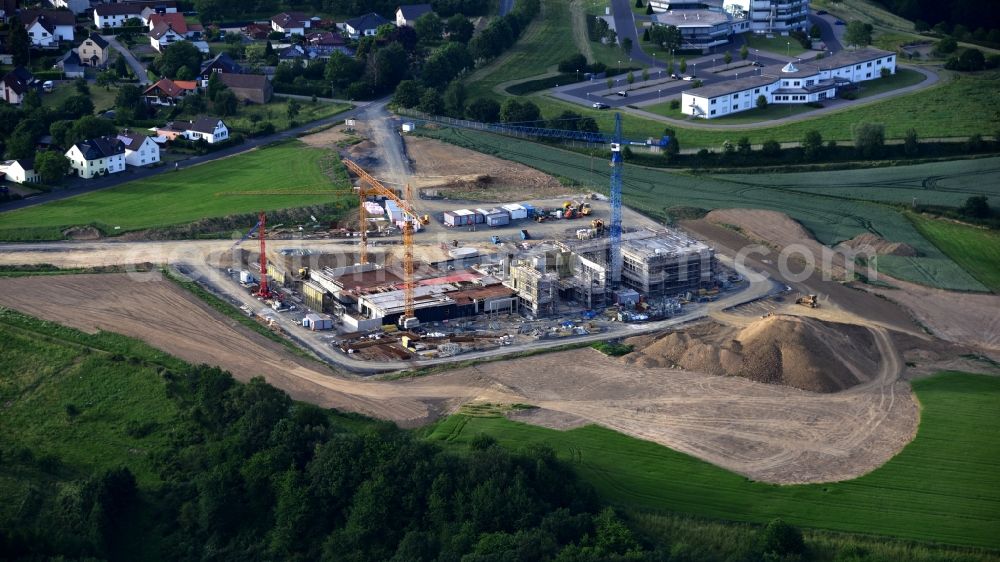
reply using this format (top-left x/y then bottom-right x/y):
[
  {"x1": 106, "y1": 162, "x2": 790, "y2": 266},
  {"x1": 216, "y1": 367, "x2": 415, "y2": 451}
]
[
  {"x1": 0, "y1": 100, "x2": 374, "y2": 214},
  {"x1": 104, "y1": 35, "x2": 151, "y2": 85},
  {"x1": 499, "y1": 0, "x2": 515, "y2": 16},
  {"x1": 609, "y1": 0, "x2": 656, "y2": 65},
  {"x1": 809, "y1": 13, "x2": 844, "y2": 52}
]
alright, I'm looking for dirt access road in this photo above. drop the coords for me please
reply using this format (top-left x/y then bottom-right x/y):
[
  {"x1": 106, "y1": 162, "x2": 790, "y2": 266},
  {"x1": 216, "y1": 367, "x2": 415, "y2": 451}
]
[{"x1": 0, "y1": 272, "x2": 916, "y2": 484}]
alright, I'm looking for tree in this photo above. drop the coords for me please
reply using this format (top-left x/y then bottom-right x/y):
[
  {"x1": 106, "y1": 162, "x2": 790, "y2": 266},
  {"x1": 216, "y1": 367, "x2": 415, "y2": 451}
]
[
  {"x1": 414, "y1": 12, "x2": 444, "y2": 43},
  {"x1": 557, "y1": 54, "x2": 587, "y2": 73},
  {"x1": 756, "y1": 94, "x2": 768, "y2": 110},
  {"x1": 679, "y1": 58, "x2": 687, "y2": 74},
  {"x1": 740, "y1": 44, "x2": 748, "y2": 61},
  {"x1": 903, "y1": 128, "x2": 919, "y2": 156},
  {"x1": 61, "y1": 95, "x2": 95, "y2": 119},
  {"x1": 114, "y1": 84, "x2": 146, "y2": 121},
  {"x1": 621, "y1": 37, "x2": 632, "y2": 54},
  {"x1": 737, "y1": 136, "x2": 752, "y2": 156},
  {"x1": 371, "y1": 42, "x2": 409, "y2": 91},
  {"x1": 641, "y1": 68, "x2": 649, "y2": 82},
  {"x1": 724, "y1": 51, "x2": 733, "y2": 67},
  {"x1": 801, "y1": 130, "x2": 823, "y2": 161},
  {"x1": 67, "y1": 116, "x2": 117, "y2": 147},
  {"x1": 965, "y1": 133, "x2": 984, "y2": 151},
  {"x1": 810, "y1": 23, "x2": 822, "y2": 39},
  {"x1": 642, "y1": 27, "x2": 651, "y2": 41},
  {"x1": 114, "y1": 55, "x2": 129, "y2": 78},
  {"x1": 393, "y1": 80, "x2": 423, "y2": 108},
  {"x1": 499, "y1": 99, "x2": 540, "y2": 123},
  {"x1": 662, "y1": 127, "x2": 679, "y2": 157},
  {"x1": 960, "y1": 195, "x2": 990, "y2": 218},
  {"x1": 207, "y1": 72, "x2": 225, "y2": 101},
  {"x1": 418, "y1": 88, "x2": 444, "y2": 114},
  {"x1": 935, "y1": 36, "x2": 958, "y2": 55},
  {"x1": 9, "y1": 18, "x2": 30, "y2": 67},
  {"x1": 176, "y1": 66, "x2": 195, "y2": 80},
  {"x1": 844, "y1": 21, "x2": 874, "y2": 47},
  {"x1": 761, "y1": 139, "x2": 782, "y2": 157},
  {"x1": 96, "y1": 70, "x2": 118, "y2": 90},
  {"x1": 446, "y1": 14, "x2": 474, "y2": 43},
  {"x1": 645, "y1": 3, "x2": 654, "y2": 14},
  {"x1": 634, "y1": 0, "x2": 642, "y2": 7},
  {"x1": 155, "y1": 41, "x2": 203, "y2": 79},
  {"x1": 286, "y1": 99, "x2": 301, "y2": 119},
  {"x1": 649, "y1": 25, "x2": 681, "y2": 51},
  {"x1": 74, "y1": 78, "x2": 91, "y2": 95},
  {"x1": 626, "y1": 71, "x2": 635, "y2": 88},
  {"x1": 853, "y1": 122, "x2": 885, "y2": 158},
  {"x1": 759, "y1": 519, "x2": 805, "y2": 557},
  {"x1": 325, "y1": 51, "x2": 363, "y2": 90},
  {"x1": 443, "y1": 81, "x2": 467, "y2": 117},
  {"x1": 946, "y1": 48, "x2": 986, "y2": 71},
  {"x1": 215, "y1": 90, "x2": 238, "y2": 116},
  {"x1": 465, "y1": 97, "x2": 500, "y2": 122},
  {"x1": 34, "y1": 151, "x2": 71, "y2": 184}
]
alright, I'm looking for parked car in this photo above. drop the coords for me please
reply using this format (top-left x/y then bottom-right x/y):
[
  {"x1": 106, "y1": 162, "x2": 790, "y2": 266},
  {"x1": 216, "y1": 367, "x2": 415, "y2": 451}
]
[
  {"x1": 42, "y1": 80, "x2": 54, "y2": 92},
  {"x1": 592, "y1": 102, "x2": 610, "y2": 109},
  {"x1": 682, "y1": 76, "x2": 694, "y2": 81},
  {"x1": 835, "y1": 19, "x2": 846, "y2": 25},
  {"x1": 816, "y1": 9, "x2": 828, "y2": 15},
  {"x1": 670, "y1": 73, "x2": 679, "y2": 79},
  {"x1": 616, "y1": 91, "x2": 628, "y2": 97},
  {"x1": 750, "y1": 61, "x2": 764, "y2": 67}
]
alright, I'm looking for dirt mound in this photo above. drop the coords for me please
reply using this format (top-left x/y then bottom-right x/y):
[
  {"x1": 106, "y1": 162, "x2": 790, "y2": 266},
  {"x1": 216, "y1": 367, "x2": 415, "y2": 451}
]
[
  {"x1": 346, "y1": 140, "x2": 380, "y2": 168},
  {"x1": 839, "y1": 233, "x2": 917, "y2": 257},
  {"x1": 62, "y1": 226, "x2": 102, "y2": 240},
  {"x1": 625, "y1": 315, "x2": 880, "y2": 393}
]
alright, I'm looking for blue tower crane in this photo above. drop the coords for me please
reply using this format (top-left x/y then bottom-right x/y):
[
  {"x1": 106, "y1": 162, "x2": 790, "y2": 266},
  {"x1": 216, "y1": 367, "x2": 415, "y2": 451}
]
[{"x1": 609, "y1": 112, "x2": 624, "y2": 290}]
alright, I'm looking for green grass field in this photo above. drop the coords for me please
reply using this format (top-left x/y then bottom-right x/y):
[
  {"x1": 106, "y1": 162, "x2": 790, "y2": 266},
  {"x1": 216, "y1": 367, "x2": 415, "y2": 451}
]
[
  {"x1": 426, "y1": 372, "x2": 1000, "y2": 549},
  {"x1": 193, "y1": 99, "x2": 351, "y2": 135},
  {"x1": 43, "y1": 83, "x2": 120, "y2": 113},
  {"x1": 744, "y1": 33, "x2": 810, "y2": 57},
  {"x1": 0, "y1": 141, "x2": 350, "y2": 240},
  {"x1": 855, "y1": 67, "x2": 927, "y2": 98},
  {"x1": 419, "y1": 127, "x2": 990, "y2": 290},
  {"x1": 908, "y1": 214, "x2": 1000, "y2": 292}
]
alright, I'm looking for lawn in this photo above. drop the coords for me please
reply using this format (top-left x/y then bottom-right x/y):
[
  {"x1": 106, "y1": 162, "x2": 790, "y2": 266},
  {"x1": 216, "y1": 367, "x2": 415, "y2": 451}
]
[
  {"x1": 0, "y1": 141, "x2": 350, "y2": 240},
  {"x1": 43, "y1": 82, "x2": 120, "y2": 113},
  {"x1": 744, "y1": 33, "x2": 810, "y2": 58},
  {"x1": 418, "y1": 127, "x2": 989, "y2": 290},
  {"x1": 855, "y1": 67, "x2": 926, "y2": 98},
  {"x1": 908, "y1": 213, "x2": 1000, "y2": 292},
  {"x1": 220, "y1": 99, "x2": 352, "y2": 135},
  {"x1": 644, "y1": 98, "x2": 819, "y2": 123},
  {"x1": 426, "y1": 372, "x2": 1000, "y2": 549}
]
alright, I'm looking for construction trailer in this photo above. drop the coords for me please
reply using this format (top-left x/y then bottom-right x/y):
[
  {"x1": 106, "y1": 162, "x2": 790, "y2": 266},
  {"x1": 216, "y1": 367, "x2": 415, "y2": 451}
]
[{"x1": 302, "y1": 313, "x2": 333, "y2": 330}]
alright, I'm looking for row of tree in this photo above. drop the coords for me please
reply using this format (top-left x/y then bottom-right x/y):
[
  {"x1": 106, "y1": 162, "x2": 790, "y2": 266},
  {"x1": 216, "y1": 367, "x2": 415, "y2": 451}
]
[{"x1": 192, "y1": 0, "x2": 490, "y2": 23}]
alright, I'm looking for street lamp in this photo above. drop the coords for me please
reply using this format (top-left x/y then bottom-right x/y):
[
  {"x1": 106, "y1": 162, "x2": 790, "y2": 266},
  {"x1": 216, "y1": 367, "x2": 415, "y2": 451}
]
[
  {"x1": 786, "y1": 41, "x2": 790, "y2": 58},
  {"x1": 618, "y1": 59, "x2": 621, "y2": 74},
  {"x1": 658, "y1": 89, "x2": 661, "y2": 102}
]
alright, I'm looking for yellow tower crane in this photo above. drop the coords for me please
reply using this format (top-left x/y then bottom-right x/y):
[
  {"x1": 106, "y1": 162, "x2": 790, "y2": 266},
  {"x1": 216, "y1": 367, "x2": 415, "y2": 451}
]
[{"x1": 342, "y1": 159, "x2": 420, "y2": 328}]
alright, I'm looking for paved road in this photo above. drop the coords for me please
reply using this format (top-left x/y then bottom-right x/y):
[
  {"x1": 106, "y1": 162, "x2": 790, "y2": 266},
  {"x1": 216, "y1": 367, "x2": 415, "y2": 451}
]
[
  {"x1": 0, "y1": 100, "x2": 374, "y2": 214},
  {"x1": 809, "y1": 13, "x2": 843, "y2": 52},
  {"x1": 499, "y1": 0, "x2": 515, "y2": 16},
  {"x1": 104, "y1": 35, "x2": 151, "y2": 85},
  {"x1": 609, "y1": 0, "x2": 654, "y2": 66}
]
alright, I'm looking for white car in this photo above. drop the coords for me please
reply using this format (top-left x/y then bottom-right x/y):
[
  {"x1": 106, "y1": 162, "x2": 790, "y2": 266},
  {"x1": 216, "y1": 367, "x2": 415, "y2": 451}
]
[
  {"x1": 682, "y1": 76, "x2": 694, "y2": 81},
  {"x1": 592, "y1": 102, "x2": 610, "y2": 109}
]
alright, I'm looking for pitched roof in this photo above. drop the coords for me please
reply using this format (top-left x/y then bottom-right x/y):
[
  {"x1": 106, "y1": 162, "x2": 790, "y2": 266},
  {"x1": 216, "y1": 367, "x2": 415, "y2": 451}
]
[
  {"x1": 84, "y1": 32, "x2": 109, "y2": 48},
  {"x1": 149, "y1": 12, "x2": 200, "y2": 35},
  {"x1": 188, "y1": 116, "x2": 225, "y2": 134},
  {"x1": 73, "y1": 136, "x2": 125, "y2": 160},
  {"x1": 306, "y1": 31, "x2": 344, "y2": 46},
  {"x1": 143, "y1": 77, "x2": 196, "y2": 97},
  {"x1": 57, "y1": 50, "x2": 82, "y2": 67},
  {"x1": 219, "y1": 72, "x2": 268, "y2": 90},
  {"x1": 117, "y1": 130, "x2": 152, "y2": 149},
  {"x1": 94, "y1": 1, "x2": 177, "y2": 16},
  {"x1": 19, "y1": 9, "x2": 75, "y2": 26},
  {"x1": 271, "y1": 11, "x2": 309, "y2": 28},
  {"x1": 1, "y1": 158, "x2": 35, "y2": 171},
  {"x1": 345, "y1": 12, "x2": 390, "y2": 31},
  {"x1": 200, "y1": 52, "x2": 241, "y2": 75},
  {"x1": 397, "y1": 4, "x2": 433, "y2": 21},
  {"x1": 2, "y1": 67, "x2": 35, "y2": 95}
]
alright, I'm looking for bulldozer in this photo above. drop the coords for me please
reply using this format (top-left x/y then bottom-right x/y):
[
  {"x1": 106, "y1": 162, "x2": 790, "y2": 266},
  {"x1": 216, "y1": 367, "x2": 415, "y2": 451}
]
[
  {"x1": 590, "y1": 219, "x2": 605, "y2": 233},
  {"x1": 579, "y1": 202, "x2": 592, "y2": 216},
  {"x1": 795, "y1": 294, "x2": 819, "y2": 308}
]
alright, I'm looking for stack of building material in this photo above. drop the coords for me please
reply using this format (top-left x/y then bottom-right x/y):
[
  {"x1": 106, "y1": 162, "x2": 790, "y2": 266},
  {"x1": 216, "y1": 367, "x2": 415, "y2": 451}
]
[{"x1": 363, "y1": 201, "x2": 384, "y2": 216}]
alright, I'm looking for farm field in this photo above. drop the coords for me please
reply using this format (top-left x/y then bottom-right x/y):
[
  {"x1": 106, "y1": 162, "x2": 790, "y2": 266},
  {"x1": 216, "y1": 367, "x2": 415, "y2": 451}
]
[
  {"x1": 0, "y1": 141, "x2": 349, "y2": 240},
  {"x1": 908, "y1": 213, "x2": 1000, "y2": 292},
  {"x1": 419, "y1": 127, "x2": 988, "y2": 290},
  {"x1": 426, "y1": 372, "x2": 1000, "y2": 549}
]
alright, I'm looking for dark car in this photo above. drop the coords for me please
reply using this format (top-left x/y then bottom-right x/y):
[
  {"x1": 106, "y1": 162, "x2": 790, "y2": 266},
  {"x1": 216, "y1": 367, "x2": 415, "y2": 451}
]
[
  {"x1": 816, "y1": 9, "x2": 828, "y2": 15},
  {"x1": 835, "y1": 19, "x2": 846, "y2": 25},
  {"x1": 592, "y1": 102, "x2": 610, "y2": 109},
  {"x1": 750, "y1": 61, "x2": 764, "y2": 67}
]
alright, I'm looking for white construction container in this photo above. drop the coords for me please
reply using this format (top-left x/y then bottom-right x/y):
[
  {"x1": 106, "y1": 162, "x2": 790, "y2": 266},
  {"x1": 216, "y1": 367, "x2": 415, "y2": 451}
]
[
  {"x1": 401, "y1": 122, "x2": 415, "y2": 132},
  {"x1": 501, "y1": 204, "x2": 527, "y2": 220},
  {"x1": 302, "y1": 313, "x2": 333, "y2": 330},
  {"x1": 484, "y1": 209, "x2": 510, "y2": 227},
  {"x1": 239, "y1": 270, "x2": 255, "y2": 284},
  {"x1": 444, "y1": 209, "x2": 476, "y2": 226}
]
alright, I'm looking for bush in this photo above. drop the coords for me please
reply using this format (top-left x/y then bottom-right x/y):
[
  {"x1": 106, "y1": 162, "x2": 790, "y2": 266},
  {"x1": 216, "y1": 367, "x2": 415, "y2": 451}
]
[
  {"x1": 759, "y1": 519, "x2": 805, "y2": 556},
  {"x1": 557, "y1": 53, "x2": 588, "y2": 73},
  {"x1": 591, "y1": 341, "x2": 634, "y2": 356},
  {"x1": 669, "y1": 99, "x2": 680, "y2": 110},
  {"x1": 761, "y1": 139, "x2": 782, "y2": 157}
]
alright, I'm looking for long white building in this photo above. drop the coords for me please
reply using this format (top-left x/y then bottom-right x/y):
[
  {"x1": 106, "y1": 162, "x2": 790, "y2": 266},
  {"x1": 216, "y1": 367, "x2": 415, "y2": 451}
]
[
  {"x1": 682, "y1": 48, "x2": 897, "y2": 119},
  {"x1": 723, "y1": 0, "x2": 809, "y2": 34}
]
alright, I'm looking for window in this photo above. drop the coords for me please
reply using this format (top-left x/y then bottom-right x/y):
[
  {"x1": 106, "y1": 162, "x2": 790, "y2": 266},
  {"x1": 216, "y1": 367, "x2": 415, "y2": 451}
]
[
  {"x1": 856, "y1": 64, "x2": 861, "y2": 69},
  {"x1": 710, "y1": 110, "x2": 716, "y2": 115},
  {"x1": 711, "y1": 99, "x2": 717, "y2": 104},
  {"x1": 754, "y1": 88, "x2": 760, "y2": 93},
  {"x1": 867, "y1": 62, "x2": 872, "y2": 67},
  {"x1": 794, "y1": 81, "x2": 800, "y2": 86},
  {"x1": 866, "y1": 72, "x2": 871, "y2": 78}
]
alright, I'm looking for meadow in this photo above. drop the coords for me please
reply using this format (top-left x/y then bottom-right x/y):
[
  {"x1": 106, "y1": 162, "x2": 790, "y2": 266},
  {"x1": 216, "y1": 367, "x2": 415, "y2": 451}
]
[
  {"x1": 0, "y1": 141, "x2": 350, "y2": 240},
  {"x1": 909, "y1": 213, "x2": 1000, "y2": 292},
  {"x1": 419, "y1": 127, "x2": 988, "y2": 290},
  {"x1": 426, "y1": 372, "x2": 1000, "y2": 549}
]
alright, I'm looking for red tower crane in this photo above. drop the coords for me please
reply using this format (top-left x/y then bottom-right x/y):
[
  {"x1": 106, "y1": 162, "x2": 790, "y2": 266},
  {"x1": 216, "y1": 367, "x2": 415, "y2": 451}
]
[{"x1": 233, "y1": 210, "x2": 274, "y2": 299}]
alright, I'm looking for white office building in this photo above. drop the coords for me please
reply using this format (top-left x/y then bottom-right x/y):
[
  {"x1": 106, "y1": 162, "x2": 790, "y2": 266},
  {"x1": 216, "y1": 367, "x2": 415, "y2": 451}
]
[{"x1": 723, "y1": 0, "x2": 809, "y2": 34}]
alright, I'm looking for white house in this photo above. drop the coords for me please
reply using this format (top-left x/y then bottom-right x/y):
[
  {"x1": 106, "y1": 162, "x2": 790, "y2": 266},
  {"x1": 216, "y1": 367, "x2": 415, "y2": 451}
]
[
  {"x1": 23, "y1": 11, "x2": 76, "y2": 46},
  {"x1": 722, "y1": 0, "x2": 809, "y2": 34},
  {"x1": 682, "y1": 48, "x2": 896, "y2": 119},
  {"x1": 117, "y1": 130, "x2": 160, "y2": 167},
  {"x1": 271, "y1": 11, "x2": 310, "y2": 36},
  {"x1": 0, "y1": 67, "x2": 36, "y2": 105},
  {"x1": 395, "y1": 4, "x2": 432, "y2": 27},
  {"x1": 342, "y1": 12, "x2": 391, "y2": 39},
  {"x1": 157, "y1": 117, "x2": 230, "y2": 144},
  {"x1": 65, "y1": 137, "x2": 126, "y2": 179},
  {"x1": 0, "y1": 159, "x2": 41, "y2": 184},
  {"x1": 150, "y1": 24, "x2": 184, "y2": 50},
  {"x1": 94, "y1": 1, "x2": 177, "y2": 28}
]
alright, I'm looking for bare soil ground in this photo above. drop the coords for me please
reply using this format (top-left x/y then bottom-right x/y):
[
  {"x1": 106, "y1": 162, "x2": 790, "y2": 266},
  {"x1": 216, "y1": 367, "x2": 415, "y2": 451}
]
[
  {"x1": 624, "y1": 315, "x2": 881, "y2": 393},
  {"x1": 0, "y1": 273, "x2": 919, "y2": 484},
  {"x1": 298, "y1": 124, "x2": 357, "y2": 149}
]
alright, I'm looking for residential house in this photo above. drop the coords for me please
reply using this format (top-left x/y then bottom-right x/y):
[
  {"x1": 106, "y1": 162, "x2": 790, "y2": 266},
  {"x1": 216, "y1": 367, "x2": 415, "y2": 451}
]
[
  {"x1": 117, "y1": 130, "x2": 160, "y2": 167},
  {"x1": 157, "y1": 117, "x2": 229, "y2": 143},
  {"x1": 148, "y1": 13, "x2": 202, "y2": 51},
  {"x1": 94, "y1": 1, "x2": 177, "y2": 28},
  {"x1": 306, "y1": 30, "x2": 345, "y2": 54},
  {"x1": 142, "y1": 77, "x2": 197, "y2": 105},
  {"x1": 23, "y1": 10, "x2": 76, "y2": 46},
  {"x1": 682, "y1": 48, "x2": 897, "y2": 119},
  {"x1": 0, "y1": 159, "x2": 40, "y2": 184},
  {"x1": 149, "y1": 24, "x2": 183, "y2": 51},
  {"x1": 342, "y1": 12, "x2": 391, "y2": 39},
  {"x1": 77, "y1": 33, "x2": 110, "y2": 67},
  {"x1": 395, "y1": 4, "x2": 432, "y2": 27},
  {"x1": 199, "y1": 52, "x2": 242, "y2": 86},
  {"x1": 219, "y1": 73, "x2": 272, "y2": 103},
  {"x1": 243, "y1": 22, "x2": 271, "y2": 39},
  {"x1": 65, "y1": 136, "x2": 127, "y2": 178},
  {"x1": 271, "y1": 11, "x2": 310, "y2": 36},
  {"x1": 55, "y1": 50, "x2": 85, "y2": 78},
  {"x1": 0, "y1": 0, "x2": 18, "y2": 23},
  {"x1": 0, "y1": 66, "x2": 37, "y2": 105},
  {"x1": 51, "y1": 0, "x2": 90, "y2": 15},
  {"x1": 277, "y1": 44, "x2": 313, "y2": 63}
]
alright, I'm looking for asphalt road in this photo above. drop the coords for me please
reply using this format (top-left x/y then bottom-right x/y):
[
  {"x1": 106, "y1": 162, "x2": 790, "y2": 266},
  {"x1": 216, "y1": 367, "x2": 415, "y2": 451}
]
[
  {"x1": 104, "y1": 35, "x2": 151, "y2": 86},
  {"x1": 499, "y1": 0, "x2": 516, "y2": 16},
  {"x1": 809, "y1": 13, "x2": 844, "y2": 52},
  {"x1": 0, "y1": 100, "x2": 374, "y2": 214}
]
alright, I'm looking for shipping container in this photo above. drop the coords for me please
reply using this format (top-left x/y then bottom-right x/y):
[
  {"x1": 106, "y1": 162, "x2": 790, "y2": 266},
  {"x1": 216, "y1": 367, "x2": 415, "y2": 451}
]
[
  {"x1": 485, "y1": 210, "x2": 510, "y2": 227},
  {"x1": 303, "y1": 313, "x2": 333, "y2": 330},
  {"x1": 501, "y1": 204, "x2": 528, "y2": 220},
  {"x1": 239, "y1": 270, "x2": 255, "y2": 284}
]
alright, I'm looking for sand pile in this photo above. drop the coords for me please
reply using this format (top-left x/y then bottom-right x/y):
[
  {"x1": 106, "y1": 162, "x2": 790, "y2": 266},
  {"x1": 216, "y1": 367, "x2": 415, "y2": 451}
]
[
  {"x1": 839, "y1": 233, "x2": 918, "y2": 257},
  {"x1": 625, "y1": 315, "x2": 880, "y2": 393}
]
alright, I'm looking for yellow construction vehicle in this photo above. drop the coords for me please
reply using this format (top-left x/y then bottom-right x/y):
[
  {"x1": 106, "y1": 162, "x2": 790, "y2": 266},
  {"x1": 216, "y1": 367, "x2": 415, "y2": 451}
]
[
  {"x1": 591, "y1": 219, "x2": 605, "y2": 233},
  {"x1": 795, "y1": 294, "x2": 819, "y2": 308},
  {"x1": 580, "y1": 203, "x2": 592, "y2": 216},
  {"x1": 421, "y1": 214, "x2": 430, "y2": 225}
]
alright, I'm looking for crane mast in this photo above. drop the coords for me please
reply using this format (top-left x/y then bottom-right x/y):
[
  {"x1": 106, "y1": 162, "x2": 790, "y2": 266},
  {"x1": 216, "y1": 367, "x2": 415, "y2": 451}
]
[{"x1": 609, "y1": 113, "x2": 624, "y2": 290}]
